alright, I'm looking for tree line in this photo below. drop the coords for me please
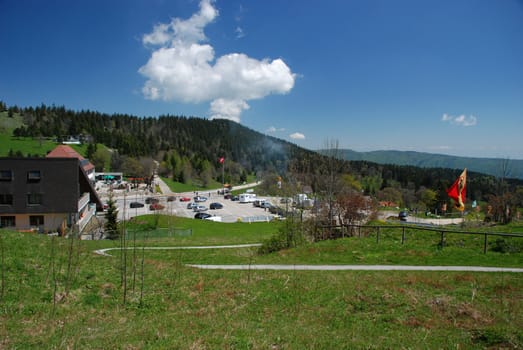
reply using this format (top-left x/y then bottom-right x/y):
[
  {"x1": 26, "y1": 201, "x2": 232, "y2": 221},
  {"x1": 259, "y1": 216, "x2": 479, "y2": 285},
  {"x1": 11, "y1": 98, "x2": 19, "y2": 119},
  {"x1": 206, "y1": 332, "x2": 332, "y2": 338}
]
[{"x1": 3, "y1": 102, "x2": 522, "y2": 222}]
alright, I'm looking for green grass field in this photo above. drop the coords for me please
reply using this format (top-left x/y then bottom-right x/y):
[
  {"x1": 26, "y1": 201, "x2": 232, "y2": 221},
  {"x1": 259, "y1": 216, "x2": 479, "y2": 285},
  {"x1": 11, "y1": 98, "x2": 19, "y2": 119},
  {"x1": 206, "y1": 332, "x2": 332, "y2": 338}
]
[
  {"x1": 160, "y1": 176, "x2": 226, "y2": 193},
  {"x1": 1, "y1": 218, "x2": 522, "y2": 349}
]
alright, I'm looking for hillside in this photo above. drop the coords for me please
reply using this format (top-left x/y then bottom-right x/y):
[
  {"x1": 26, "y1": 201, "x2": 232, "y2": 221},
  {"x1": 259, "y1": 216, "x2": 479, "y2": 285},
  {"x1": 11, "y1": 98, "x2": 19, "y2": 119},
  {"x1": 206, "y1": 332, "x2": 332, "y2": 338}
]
[
  {"x1": 338, "y1": 149, "x2": 523, "y2": 180},
  {"x1": 2, "y1": 103, "x2": 522, "y2": 207}
]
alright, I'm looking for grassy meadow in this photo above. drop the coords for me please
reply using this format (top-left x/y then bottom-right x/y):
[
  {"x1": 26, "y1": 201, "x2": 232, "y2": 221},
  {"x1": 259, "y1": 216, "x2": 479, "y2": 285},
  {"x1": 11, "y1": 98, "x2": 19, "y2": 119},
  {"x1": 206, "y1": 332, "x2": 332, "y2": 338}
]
[{"x1": 1, "y1": 218, "x2": 522, "y2": 349}]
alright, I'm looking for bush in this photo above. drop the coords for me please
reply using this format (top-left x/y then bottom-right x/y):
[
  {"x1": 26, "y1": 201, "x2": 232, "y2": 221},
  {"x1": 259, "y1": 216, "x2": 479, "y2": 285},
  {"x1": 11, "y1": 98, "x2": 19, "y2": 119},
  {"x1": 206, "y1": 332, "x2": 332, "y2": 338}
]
[
  {"x1": 490, "y1": 238, "x2": 523, "y2": 254},
  {"x1": 258, "y1": 220, "x2": 304, "y2": 254}
]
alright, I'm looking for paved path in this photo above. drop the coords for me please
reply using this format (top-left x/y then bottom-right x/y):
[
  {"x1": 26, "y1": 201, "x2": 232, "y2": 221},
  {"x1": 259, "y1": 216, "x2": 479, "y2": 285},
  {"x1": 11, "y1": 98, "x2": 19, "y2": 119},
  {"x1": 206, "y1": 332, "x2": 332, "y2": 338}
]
[
  {"x1": 187, "y1": 264, "x2": 523, "y2": 272},
  {"x1": 94, "y1": 244, "x2": 523, "y2": 273}
]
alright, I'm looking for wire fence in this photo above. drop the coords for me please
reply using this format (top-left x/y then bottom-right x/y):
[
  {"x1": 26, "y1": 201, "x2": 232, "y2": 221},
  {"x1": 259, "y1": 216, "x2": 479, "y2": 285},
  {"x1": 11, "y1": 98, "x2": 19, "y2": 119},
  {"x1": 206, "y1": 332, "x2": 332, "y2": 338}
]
[{"x1": 316, "y1": 223, "x2": 523, "y2": 254}]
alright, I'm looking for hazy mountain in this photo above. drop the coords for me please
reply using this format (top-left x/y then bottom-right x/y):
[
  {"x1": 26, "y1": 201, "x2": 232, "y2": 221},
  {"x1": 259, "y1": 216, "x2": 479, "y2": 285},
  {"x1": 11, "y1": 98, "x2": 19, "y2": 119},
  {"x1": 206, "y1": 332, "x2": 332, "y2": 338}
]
[{"x1": 338, "y1": 149, "x2": 523, "y2": 180}]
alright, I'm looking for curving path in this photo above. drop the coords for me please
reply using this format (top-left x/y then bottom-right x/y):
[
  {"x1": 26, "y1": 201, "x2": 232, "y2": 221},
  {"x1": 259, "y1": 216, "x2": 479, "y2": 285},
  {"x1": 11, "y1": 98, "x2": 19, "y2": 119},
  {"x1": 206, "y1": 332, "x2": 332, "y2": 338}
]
[{"x1": 93, "y1": 244, "x2": 523, "y2": 273}]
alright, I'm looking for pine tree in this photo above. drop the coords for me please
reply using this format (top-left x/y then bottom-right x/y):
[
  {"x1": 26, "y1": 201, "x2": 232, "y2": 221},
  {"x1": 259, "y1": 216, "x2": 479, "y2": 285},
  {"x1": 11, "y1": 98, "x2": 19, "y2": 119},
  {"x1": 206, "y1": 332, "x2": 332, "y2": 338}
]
[{"x1": 104, "y1": 194, "x2": 119, "y2": 239}]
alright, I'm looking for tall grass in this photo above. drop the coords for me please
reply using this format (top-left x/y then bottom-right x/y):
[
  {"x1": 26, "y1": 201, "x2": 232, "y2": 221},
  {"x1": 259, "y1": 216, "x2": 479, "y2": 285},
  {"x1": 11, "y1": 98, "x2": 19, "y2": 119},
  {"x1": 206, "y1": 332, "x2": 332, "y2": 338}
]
[{"x1": 0, "y1": 224, "x2": 521, "y2": 349}]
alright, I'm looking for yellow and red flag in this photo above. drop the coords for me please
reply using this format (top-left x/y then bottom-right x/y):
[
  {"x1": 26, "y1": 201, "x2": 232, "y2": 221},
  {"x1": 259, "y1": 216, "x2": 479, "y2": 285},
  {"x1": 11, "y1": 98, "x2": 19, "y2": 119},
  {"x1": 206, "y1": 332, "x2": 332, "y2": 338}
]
[{"x1": 446, "y1": 168, "x2": 467, "y2": 211}]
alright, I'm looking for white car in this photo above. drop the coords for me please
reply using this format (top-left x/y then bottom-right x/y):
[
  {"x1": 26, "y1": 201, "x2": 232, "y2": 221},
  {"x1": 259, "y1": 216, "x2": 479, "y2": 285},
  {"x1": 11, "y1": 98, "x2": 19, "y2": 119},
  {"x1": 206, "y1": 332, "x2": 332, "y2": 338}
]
[{"x1": 193, "y1": 205, "x2": 207, "y2": 212}]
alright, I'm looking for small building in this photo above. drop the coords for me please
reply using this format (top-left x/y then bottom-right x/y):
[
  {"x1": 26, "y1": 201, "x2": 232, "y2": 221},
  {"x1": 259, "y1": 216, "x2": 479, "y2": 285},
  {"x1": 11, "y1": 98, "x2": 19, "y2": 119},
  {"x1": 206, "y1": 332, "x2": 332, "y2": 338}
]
[{"x1": 0, "y1": 157, "x2": 103, "y2": 234}]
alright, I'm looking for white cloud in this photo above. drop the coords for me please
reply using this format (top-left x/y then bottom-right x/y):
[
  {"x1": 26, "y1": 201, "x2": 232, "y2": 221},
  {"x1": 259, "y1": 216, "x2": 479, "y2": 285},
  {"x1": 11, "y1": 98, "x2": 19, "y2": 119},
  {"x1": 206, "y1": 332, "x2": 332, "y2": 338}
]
[
  {"x1": 235, "y1": 26, "x2": 245, "y2": 39},
  {"x1": 266, "y1": 126, "x2": 285, "y2": 133},
  {"x1": 289, "y1": 132, "x2": 305, "y2": 140},
  {"x1": 441, "y1": 113, "x2": 477, "y2": 127},
  {"x1": 209, "y1": 98, "x2": 249, "y2": 123},
  {"x1": 429, "y1": 145, "x2": 452, "y2": 152},
  {"x1": 139, "y1": 0, "x2": 296, "y2": 122}
]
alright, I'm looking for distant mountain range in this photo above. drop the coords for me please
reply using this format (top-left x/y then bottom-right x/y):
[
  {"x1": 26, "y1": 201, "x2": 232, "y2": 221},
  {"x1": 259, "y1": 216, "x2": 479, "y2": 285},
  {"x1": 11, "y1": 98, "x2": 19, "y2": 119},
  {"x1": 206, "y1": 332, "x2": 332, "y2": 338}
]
[{"x1": 337, "y1": 149, "x2": 523, "y2": 180}]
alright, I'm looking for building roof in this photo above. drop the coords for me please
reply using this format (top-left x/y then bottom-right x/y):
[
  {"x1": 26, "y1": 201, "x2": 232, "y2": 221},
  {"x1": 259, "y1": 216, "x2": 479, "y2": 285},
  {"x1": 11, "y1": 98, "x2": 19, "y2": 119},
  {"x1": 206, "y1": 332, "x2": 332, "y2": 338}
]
[
  {"x1": 47, "y1": 144, "x2": 84, "y2": 159},
  {"x1": 47, "y1": 145, "x2": 95, "y2": 172}
]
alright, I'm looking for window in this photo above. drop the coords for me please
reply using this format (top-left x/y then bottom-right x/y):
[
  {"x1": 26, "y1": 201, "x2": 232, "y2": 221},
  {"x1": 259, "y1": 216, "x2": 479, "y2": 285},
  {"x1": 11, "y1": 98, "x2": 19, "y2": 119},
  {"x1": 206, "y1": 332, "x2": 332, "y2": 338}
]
[
  {"x1": 27, "y1": 170, "x2": 41, "y2": 182},
  {"x1": 0, "y1": 194, "x2": 13, "y2": 205},
  {"x1": 0, "y1": 216, "x2": 16, "y2": 228},
  {"x1": 30, "y1": 215, "x2": 44, "y2": 226},
  {"x1": 0, "y1": 170, "x2": 12, "y2": 181},
  {"x1": 27, "y1": 193, "x2": 43, "y2": 205}
]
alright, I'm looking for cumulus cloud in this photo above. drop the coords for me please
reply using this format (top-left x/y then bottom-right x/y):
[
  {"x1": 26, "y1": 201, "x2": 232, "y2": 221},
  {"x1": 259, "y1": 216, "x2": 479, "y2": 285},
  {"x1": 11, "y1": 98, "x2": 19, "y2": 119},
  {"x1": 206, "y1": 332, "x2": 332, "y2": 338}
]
[
  {"x1": 289, "y1": 132, "x2": 305, "y2": 140},
  {"x1": 441, "y1": 113, "x2": 477, "y2": 127},
  {"x1": 139, "y1": 0, "x2": 296, "y2": 122}
]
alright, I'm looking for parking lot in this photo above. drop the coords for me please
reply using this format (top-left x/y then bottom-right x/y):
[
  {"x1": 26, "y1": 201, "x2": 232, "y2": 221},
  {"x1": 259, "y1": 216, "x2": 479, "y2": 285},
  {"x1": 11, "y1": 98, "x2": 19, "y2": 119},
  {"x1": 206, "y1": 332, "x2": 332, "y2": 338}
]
[
  {"x1": 113, "y1": 193, "x2": 281, "y2": 223},
  {"x1": 97, "y1": 179, "x2": 284, "y2": 223}
]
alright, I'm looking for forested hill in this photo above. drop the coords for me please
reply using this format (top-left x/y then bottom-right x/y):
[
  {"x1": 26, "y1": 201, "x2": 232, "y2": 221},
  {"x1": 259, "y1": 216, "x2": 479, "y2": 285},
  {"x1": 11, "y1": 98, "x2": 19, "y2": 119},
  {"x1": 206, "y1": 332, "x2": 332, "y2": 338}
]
[
  {"x1": 3, "y1": 103, "x2": 306, "y2": 175},
  {"x1": 2, "y1": 103, "x2": 522, "y2": 205},
  {"x1": 338, "y1": 149, "x2": 523, "y2": 180}
]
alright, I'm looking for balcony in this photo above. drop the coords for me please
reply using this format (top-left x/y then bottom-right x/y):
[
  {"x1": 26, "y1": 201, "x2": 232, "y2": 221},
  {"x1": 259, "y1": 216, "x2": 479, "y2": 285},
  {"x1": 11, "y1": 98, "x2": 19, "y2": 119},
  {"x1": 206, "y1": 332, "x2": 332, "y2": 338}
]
[{"x1": 78, "y1": 192, "x2": 90, "y2": 212}]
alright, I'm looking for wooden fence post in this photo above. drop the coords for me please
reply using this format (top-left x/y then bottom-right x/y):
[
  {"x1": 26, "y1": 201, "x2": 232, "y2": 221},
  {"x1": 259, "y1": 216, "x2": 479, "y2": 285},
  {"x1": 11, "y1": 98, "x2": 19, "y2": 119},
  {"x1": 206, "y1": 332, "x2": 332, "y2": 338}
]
[{"x1": 402, "y1": 226, "x2": 405, "y2": 244}]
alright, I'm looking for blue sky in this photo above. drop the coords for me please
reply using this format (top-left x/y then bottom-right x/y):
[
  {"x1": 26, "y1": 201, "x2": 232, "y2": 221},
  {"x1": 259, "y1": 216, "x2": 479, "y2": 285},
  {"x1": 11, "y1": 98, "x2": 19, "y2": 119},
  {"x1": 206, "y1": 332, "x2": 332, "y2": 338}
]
[{"x1": 1, "y1": 0, "x2": 522, "y2": 159}]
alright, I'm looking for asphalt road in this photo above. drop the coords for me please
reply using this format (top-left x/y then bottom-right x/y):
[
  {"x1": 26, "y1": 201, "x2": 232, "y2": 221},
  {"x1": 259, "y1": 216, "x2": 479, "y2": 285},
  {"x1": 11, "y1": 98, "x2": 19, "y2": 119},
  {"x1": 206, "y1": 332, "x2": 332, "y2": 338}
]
[{"x1": 94, "y1": 245, "x2": 523, "y2": 273}]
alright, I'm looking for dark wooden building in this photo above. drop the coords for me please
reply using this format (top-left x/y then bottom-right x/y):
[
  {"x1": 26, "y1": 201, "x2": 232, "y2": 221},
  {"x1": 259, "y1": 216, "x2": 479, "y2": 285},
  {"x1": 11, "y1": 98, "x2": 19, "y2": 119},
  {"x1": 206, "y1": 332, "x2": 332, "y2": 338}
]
[{"x1": 0, "y1": 157, "x2": 103, "y2": 234}]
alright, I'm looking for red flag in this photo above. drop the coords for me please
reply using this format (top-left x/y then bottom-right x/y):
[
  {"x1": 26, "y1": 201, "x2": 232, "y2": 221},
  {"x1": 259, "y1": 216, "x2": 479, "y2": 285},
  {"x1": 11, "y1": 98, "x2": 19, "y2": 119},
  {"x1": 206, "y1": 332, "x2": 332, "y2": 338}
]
[
  {"x1": 446, "y1": 168, "x2": 467, "y2": 211},
  {"x1": 219, "y1": 157, "x2": 224, "y2": 164}
]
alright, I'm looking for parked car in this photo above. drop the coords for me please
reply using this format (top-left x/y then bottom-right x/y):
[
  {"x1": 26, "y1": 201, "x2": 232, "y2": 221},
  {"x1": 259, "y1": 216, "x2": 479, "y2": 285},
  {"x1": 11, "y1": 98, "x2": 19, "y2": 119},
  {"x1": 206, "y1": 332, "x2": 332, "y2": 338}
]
[
  {"x1": 150, "y1": 203, "x2": 165, "y2": 211},
  {"x1": 210, "y1": 202, "x2": 223, "y2": 209},
  {"x1": 193, "y1": 205, "x2": 207, "y2": 212},
  {"x1": 230, "y1": 195, "x2": 239, "y2": 201},
  {"x1": 145, "y1": 197, "x2": 159, "y2": 204},
  {"x1": 179, "y1": 196, "x2": 191, "y2": 202},
  {"x1": 194, "y1": 196, "x2": 208, "y2": 202},
  {"x1": 130, "y1": 202, "x2": 144, "y2": 208},
  {"x1": 187, "y1": 202, "x2": 197, "y2": 209},
  {"x1": 194, "y1": 212, "x2": 212, "y2": 220},
  {"x1": 269, "y1": 205, "x2": 285, "y2": 216},
  {"x1": 398, "y1": 211, "x2": 408, "y2": 221},
  {"x1": 167, "y1": 196, "x2": 176, "y2": 202},
  {"x1": 260, "y1": 201, "x2": 272, "y2": 209}
]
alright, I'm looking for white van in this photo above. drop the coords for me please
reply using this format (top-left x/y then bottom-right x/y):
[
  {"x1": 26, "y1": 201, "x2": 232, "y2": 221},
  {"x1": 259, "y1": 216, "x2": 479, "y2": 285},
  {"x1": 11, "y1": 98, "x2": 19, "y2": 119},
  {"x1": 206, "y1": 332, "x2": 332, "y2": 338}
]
[{"x1": 239, "y1": 193, "x2": 257, "y2": 203}]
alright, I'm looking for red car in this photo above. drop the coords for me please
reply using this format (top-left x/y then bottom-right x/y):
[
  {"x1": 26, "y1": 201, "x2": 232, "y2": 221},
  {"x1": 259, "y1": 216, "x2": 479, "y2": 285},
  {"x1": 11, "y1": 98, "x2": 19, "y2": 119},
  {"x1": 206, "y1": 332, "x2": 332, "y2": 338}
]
[
  {"x1": 179, "y1": 196, "x2": 191, "y2": 202},
  {"x1": 149, "y1": 203, "x2": 165, "y2": 211}
]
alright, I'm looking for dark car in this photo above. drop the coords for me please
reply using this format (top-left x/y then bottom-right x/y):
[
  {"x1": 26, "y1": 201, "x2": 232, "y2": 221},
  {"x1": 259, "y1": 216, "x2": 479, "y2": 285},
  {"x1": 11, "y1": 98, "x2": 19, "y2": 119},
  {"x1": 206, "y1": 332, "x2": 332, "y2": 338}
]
[
  {"x1": 230, "y1": 195, "x2": 239, "y2": 201},
  {"x1": 145, "y1": 197, "x2": 159, "y2": 204},
  {"x1": 269, "y1": 205, "x2": 285, "y2": 216},
  {"x1": 130, "y1": 202, "x2": 144, "y2": 208},
  {"x1": 398, "y1": 211, "x2": 408, "y2": 221},
  {"x1": 194, "y1": 212, "x2": 212, "y2": 219},
  {"x1": 167, "y1": 196, "x2": 176, "y2": 202},
  {"x1": 210, "y1": 202, "x2": 223, "y2": 209}
]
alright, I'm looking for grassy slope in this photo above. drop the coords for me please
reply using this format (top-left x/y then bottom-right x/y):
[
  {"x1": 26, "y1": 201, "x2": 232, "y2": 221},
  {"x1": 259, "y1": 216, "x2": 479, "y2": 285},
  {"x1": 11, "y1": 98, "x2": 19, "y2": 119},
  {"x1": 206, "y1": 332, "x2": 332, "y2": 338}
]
[
  {"x1": 1, "y1": 219, "x2": 522, "y2": 349},
  {"x1": 160, "y1": 177, "x2": 223, "y2": 193}
]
